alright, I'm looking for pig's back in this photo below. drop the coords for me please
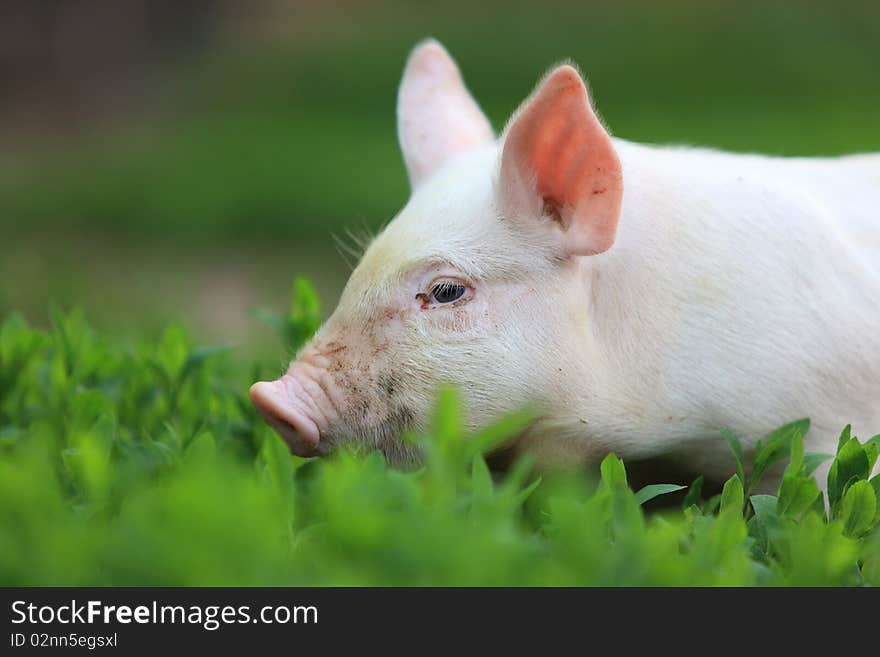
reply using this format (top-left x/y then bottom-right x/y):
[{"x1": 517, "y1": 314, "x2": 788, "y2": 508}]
[
  {"x1": 712, "y1": 148, "x2": 878, "y2": 267},
  {"x1": 620, "y1": 142, "x2": 880, "y2": 269},
  {"x1": 765, "y1": 152, "x2": 880, "y2": 267}
]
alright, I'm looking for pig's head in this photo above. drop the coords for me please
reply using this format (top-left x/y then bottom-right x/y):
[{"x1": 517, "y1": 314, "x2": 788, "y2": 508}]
[{"x1": 250, "y1": 40, "x2": 622, "y2": 464}]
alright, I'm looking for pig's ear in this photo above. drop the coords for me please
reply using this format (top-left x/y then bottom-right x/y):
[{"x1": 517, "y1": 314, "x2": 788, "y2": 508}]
[
  {"x1": 397, "y1": 39, "x2": 494, "y2": 189},
  {"x1": 500, "y1": 65, "x2": 622, "y2": 256}
]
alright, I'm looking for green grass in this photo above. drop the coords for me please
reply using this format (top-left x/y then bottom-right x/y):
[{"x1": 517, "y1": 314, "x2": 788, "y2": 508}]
[{"x1": 2, "y1": 280, "x2": 878, "y2": 586}]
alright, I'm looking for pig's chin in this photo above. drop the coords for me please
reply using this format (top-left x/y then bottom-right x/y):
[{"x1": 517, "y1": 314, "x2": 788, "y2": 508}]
[{"x1": 321, "y1": 411, "x2": 424, "y2": 467}]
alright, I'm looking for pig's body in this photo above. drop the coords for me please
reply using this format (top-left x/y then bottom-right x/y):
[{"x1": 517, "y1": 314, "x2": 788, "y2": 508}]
[
  {"x1": 520, "y1": 141, "x2": 880, "y2": 481},
  {"x1": 251, "y1": 40, "x2": 880, "y2": 488}
]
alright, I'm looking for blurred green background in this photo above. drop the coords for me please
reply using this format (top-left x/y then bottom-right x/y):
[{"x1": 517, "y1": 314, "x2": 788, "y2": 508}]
[{"x1": 2, "y1": 0, "x2": 878, "y2": 361}]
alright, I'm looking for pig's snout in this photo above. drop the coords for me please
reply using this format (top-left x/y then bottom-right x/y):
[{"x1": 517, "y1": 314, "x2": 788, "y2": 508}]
[{"x1": 249, "y1": 375, "x2": 323, "y2": 457}]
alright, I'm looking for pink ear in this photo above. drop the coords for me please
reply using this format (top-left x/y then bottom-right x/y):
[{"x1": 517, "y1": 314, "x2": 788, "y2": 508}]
[
  {"x1": 500, "y1": 66, "x2": 622, "y2": 256},
  {"x1": 397, "y1": 40, "x2": 494, "y2": 189}
]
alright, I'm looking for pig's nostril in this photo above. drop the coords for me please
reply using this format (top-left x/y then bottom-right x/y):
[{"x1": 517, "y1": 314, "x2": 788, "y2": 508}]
[{"x1": 249, "y1": 381, "x2": 322, "y2": 457}]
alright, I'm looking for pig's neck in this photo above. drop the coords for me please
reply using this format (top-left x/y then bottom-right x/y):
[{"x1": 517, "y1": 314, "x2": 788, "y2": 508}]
[{"x1": 566, "y1": 141, "x2": 702, "y2": 451}]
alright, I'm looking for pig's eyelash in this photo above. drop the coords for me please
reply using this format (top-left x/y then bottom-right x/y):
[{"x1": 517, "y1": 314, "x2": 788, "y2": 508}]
[{"x1": 416, "y1": 278, "x2": 471, "y2": 307}]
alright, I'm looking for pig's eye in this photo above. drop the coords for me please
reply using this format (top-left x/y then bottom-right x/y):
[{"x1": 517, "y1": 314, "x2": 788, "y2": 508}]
[{"x1": 428, "y1": 280, "x2": 468, "y2": 305}]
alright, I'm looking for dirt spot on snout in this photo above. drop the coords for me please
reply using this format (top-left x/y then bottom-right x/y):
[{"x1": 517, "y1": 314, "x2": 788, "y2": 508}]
[
  {"x1": 321, "y1": 341, "x2": 348, "y2": 356},
  {"x1": 378, "y1": 372, "x2": 397, "y2": 397}
]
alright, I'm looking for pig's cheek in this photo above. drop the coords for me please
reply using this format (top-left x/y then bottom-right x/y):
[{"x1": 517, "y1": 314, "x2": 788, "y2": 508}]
[
  {"x1": 324, "y1": 333, "x2": 403, "y2": 433},
  {"x1": 420, "y1": 298, "x2": 486, "y2": 335}
]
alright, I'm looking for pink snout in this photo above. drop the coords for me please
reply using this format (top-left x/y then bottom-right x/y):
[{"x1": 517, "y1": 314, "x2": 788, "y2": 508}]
[{"x1": 249, "y1": 375, "x2": 323, "y2": 457}]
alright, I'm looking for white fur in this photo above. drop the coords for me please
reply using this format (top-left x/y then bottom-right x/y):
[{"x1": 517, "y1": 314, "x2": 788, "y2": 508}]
[
  {"x1": 265, "y1": 42, "x2": 880, "y2": 485},
  {"x1": 336, "y1": 136, "x2": 880, "y2": 480}
]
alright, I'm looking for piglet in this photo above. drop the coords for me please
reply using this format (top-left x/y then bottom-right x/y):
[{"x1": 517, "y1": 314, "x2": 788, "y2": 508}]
[{"x1": 251, "y1": 39, "x2": 880, "y2": 486}]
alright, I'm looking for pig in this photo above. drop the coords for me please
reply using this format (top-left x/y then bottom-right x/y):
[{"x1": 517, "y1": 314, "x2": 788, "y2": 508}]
[{"x1": 250, "y1": 39, "x2": 880, "y2": 487}]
